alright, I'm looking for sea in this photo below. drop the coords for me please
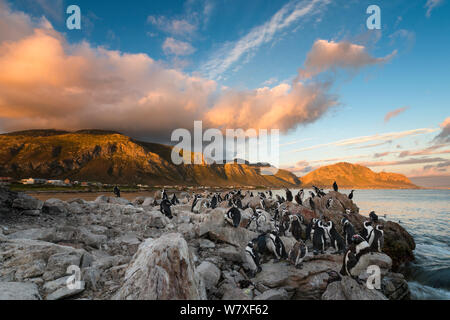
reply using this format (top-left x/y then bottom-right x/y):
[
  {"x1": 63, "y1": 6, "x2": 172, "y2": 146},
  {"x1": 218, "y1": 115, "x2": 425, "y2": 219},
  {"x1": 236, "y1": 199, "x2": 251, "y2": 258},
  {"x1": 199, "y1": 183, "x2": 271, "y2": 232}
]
[
  {"x1": 271, "y1": 188, "x2": 450, "y2": 300},
  {"x1": 30, "y1": 188, "x2": 450, "y2": 300}
]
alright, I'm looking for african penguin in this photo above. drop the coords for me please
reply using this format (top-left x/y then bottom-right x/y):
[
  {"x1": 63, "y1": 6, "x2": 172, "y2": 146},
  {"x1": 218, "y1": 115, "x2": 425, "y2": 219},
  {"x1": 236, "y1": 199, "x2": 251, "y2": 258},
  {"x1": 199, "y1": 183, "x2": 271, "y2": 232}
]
[
  {"x1": 160, "y1": 199, "x2": 173, "y2": 219},
  {"x1": 224, "y1": 207, "x2": 241, "y2": 228},
  {"x1": 312, "y1": 220, "x2": 326, "y2": 255},
  {"x1": 369, "y1": 211, "x2": 379, "y2": 223},
  {"x1": 326, "y1": 221, "x2": 346, "y2": 254},
  {"x1": 288, "y1": 240, "x2": 308, "y2": 269},
  {"x1": 306, "y1": 218, "x2": 319, "y2": 241},
  {"x1": 266, "y1": 231, "x2": 287, "y2": 261},
  {"x1": 171, "y1": 194, "x2": 179, "y2": 205},
  {"x1": 370, "y1": 225, "x2": 384, "y2": 253},
  {"x1": 289, "y1": 215, "x2": 303, "y2": 242},
  {"x1": 285, "y1": 189, "x2": 293, "y2": 202},
  {"x1": 244, "y1": 241, "x2": 262, "y2": 277},
  {"x1": 340, "y1": 234, "x2": 372, "y2": 282},
  {"x1": 341, "y1": 217, "x2": 356, "y2": 247},
  {"x1": 361, "y1": 220, "x2": 374, "y2": 243}
]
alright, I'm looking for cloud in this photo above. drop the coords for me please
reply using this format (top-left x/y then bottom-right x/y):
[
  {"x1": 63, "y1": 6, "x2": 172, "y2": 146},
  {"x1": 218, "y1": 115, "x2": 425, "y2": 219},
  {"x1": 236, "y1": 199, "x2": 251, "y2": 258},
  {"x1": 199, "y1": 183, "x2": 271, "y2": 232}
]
[
  {"x1": 282, "y1": 161, "x2": 315, "y2": 175},
  {"x1": 201, "y1": 0, "x2": 330, "y2": 79},
  {"x1": 434, "y1": 117, "x2": 450, "y2": 143},
  {"x1": 358, "y1": 157, "x2": 448, "y2": 167},
  {"x1": 384, "y1": 106, "x2": 409, "y2": 123},
  {"x1": 147, "y1": 15, "x2": 197, "y2": 36},
  {"x1": 289, "y1": 128, "x2": 438, "y2": 153},
  {"x1": 425, "y1": 0, "x2": 444, "y2": 18},
  {"x1": 162, "y1": 38, "x2": 195, "y2": 56},
  {"x1": 299, "y1": 40, "x2": 397, "y2": 78}
]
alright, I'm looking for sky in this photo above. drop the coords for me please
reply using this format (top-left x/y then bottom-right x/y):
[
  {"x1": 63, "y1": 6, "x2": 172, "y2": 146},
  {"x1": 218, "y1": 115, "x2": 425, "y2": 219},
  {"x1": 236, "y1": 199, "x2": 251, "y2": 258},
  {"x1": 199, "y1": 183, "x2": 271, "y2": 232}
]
[{"x1": 0, "y1": 0, "x2": 449, "y2": 183}]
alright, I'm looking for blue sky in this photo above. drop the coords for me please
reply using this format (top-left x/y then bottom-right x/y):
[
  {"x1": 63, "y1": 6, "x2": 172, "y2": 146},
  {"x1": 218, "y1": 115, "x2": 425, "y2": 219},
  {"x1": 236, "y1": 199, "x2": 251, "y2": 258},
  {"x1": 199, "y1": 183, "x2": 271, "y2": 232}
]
[{"x1": 2, "y1": 0, "x2": 449, "y2": 180}]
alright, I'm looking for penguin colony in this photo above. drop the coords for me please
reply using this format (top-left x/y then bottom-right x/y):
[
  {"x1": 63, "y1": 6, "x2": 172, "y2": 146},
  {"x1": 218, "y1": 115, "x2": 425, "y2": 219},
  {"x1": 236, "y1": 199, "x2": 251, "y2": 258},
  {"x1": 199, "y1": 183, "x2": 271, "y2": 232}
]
[{"x1": 153, "y1": 181, "x2": 385, "y2": 283}]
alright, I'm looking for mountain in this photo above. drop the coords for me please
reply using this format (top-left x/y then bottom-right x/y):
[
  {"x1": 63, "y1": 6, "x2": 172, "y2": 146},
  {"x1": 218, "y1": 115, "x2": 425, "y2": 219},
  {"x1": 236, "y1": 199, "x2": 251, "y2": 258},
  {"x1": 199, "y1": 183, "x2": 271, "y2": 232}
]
[
  {"x1": 300, "y1": 162, "x2": 419, "y2": 189},
  {"x1": 0, "y1": 130, "x2": 301, "y2": 187}
]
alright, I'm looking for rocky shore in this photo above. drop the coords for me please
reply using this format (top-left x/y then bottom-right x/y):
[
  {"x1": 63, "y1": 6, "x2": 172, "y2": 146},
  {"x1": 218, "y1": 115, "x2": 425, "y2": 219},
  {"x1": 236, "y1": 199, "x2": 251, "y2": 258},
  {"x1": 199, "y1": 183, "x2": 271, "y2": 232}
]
[{"x1": 0, "y1": 187, "x2": 415, "y2": 300}]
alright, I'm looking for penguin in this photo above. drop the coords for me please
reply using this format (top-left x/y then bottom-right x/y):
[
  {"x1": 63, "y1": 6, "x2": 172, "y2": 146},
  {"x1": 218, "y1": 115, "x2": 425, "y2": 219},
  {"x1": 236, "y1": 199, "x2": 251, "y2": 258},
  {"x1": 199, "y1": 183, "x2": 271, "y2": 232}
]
[
  {"x1": 326, "y1": 221, "x2": 346, "y2": 254},
  {"x1": 285, "y1": 189, "x2": 293, "y2": 202},
  {"x1": 266, "y1": 231, "x2": 287, "y2": 261},
  {"x1": 361, "y1": 220, "x2": 374, "y2": 242},
  {"x1": 348, "y1": 190, "x2": 355, "y2": 200},
  {"x1": 340, "y1": 234, "x2": 372, "y2": 282},
  {"x1": 289, "y1": 215, "x2": 303, "y2": 242},
  {"x1": 309, "y1": 191, "x2": 315, "y2": 199},
  {"x1": 341, "y1": 217, "x2": 356, "y2": 247},
  {"x1": 225, "y1": 207, "x2": 241, "y2": 228},
  {"x1": 333, "y1": 181, "x2": 339, "y2": 192},
  {"x1": 160, "y1": 199, "x2": 173, "y2": 219},
  {"x1": 210, "y1": 194, "x2": 218, "y2": 209},
  {"x1": 306, "y1": 218, "x2": 318, "y2": 241},
  {"x1": 326, "y1": 198, "x2": 333, "y2": 209},
  {"x1": 162, "y1": 189, "x2": 168, "y2": 201},
  {"x1": 309, "y1": 197, "x2": 316, "y2": 213},
  {"x1": 369, "y1": 211, "x2": 379, "y2": 223},
  {"x1": 370, "y1": 225, "x2": 384, "y2": 253},
  {"x1": 312, "y1": 220, "x2": 326, "y2": 255},
  {"x1": 171, "y1": 194, "x2": 179, "y2": 206},
  {"x1": 295, "y1": 190, "x2": 303, "y2": 205},
  {"x1": 276, "y1": 195, "x2": 283, "y2": 204},
  {"x1": 246, "y1": 209, "x2": 267, "y2": 231},
  {"x1": 191, "y1": 194, "x2": 200, "y2": 212},
  {"x1": 288, "y1": 240, "x2": 308, "y2": 269},
  {"x1": 268, "y1": 190, "x2": 273, "y2": 198},
  {"x1": 244, "y1": 241, "x2": 262, "y2": 277}
]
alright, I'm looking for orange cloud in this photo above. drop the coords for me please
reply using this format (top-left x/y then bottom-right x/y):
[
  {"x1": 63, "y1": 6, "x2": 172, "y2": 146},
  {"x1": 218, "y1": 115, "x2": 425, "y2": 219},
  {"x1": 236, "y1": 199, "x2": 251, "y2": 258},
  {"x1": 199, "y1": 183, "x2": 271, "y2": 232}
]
[
  {"x1": 384, "y1": 107, "x2": 409, "y2": 123},
  {"x1": 299, "y1": 39, "x2": 397, "y2": 78}
]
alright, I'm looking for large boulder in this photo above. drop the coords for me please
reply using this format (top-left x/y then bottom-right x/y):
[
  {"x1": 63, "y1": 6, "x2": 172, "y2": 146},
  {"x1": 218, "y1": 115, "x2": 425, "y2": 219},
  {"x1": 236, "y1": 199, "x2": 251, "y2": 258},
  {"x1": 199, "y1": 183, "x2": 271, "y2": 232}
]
[
  {"x1": 0, "y1": 187, "x2": 18, "y2": 214},
  {"x1": 321, "y1": 276, "x2": 388, "y2": 300},
  {"x1": 42, "y1": 199, "x2": 69, "y2": 216},
  {"x1": 196, "y1": 261, "x2": 221, "y2": 290},
  {"x1": 114, "y1": 233, "x2": 206, "y2": 300},
  {"x1": 0, "y1": 282, "x2": 42, "y2": 300},
  {"x1": 12, "y1": 194, "x2": 43, "y2": 212}
]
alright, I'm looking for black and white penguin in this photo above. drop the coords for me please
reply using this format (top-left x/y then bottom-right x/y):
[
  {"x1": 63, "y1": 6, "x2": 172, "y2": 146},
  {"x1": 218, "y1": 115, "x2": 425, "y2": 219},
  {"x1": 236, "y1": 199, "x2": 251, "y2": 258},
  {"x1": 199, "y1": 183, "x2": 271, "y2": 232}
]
[
  {"x1": 244, "y1": 241, "x2": 262, "y2": 277},
  {"x1": 210, "y1": 194, "x2": 218, "y2": 209},
  {"x1": 266, "y1": 231, "x2": 287, "y2": 261},
  {"x1": 246, "y1": 209, "x2": 267, "y2": 231},
  {"x1": 268, "y1": 190, "x2": 273, "y2": 198},
  {"x1": 341, "y1": 217, "x2": 356, "y2": 247},
  {"x1": 370, "y1": 225, "x2": 384, "y2": 253},
  {"x1": 289, "y1": 215, "x2": 303, "y2": 242},
  {"x1": 285, "y1": 189, "x2": 293, "y2": 202},
  {"x1": 276, "y1": 195, "x2": 283, "y2": 204},
  {"x1": 295, "y1": 190, "x2": 303, "y2": 205},
  {"x1": 340, "y1": 234, "x2": 372, "y2": 281},
  {"x1": 326, "y1": 221, "x2": 346, "y2": 254},
  {"x1": 288, "y1": 240, "x2": 308, "y2": 269},
  {"x1": 312, "y1": 220, "x2": 326, "y2": 255},
  {"x1": 160, "y1": 199, "x2": 173, "y2": 219},
  {"x1": 348, "y1": 190, "x2": 355, "y2": 200},
  {"x1": 162, "y1": 189, "x2": 168, "y2": 201},
  {"x1": 333, "y1": 181, "x2": 339, "y2": 192},
  {"x1": 369, "y1": 211, "x2": 379, "y2": 223},
  {"x1": 309, "y1": 197, "x2": 316, "y2": 214},
  {"x1": 309, "y1": 191, "x2": 316, "y2": 199},
  {"x1": 326, "y1": 198, "x2": 333, "y2": 209},
  {"x1": 361, "y1": 220, "x2": 374, "y2": 242},
  {"x1": 225, "y1": 207, "x2": 241, "y2": 228},
  {"x1": 191, "y1": 194, "x2": 201, "y2": 212},
  {"x1": 171, "y1": 194, "x2": 179, "y2": 205},
  {"x1": 306, "y1": 218, "x2": 319, "y2": 241}
]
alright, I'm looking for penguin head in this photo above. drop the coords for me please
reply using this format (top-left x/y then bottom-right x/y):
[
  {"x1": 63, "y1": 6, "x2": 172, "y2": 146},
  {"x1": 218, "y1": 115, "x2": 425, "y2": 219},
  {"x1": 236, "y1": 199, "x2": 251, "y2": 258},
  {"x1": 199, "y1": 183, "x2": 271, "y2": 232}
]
[
  {"x1": 376, "y1": 224, "x2": 384, "y2": 231},
  {"x1": 341, "y1": 217, "x2": 348, "y2": 225}
]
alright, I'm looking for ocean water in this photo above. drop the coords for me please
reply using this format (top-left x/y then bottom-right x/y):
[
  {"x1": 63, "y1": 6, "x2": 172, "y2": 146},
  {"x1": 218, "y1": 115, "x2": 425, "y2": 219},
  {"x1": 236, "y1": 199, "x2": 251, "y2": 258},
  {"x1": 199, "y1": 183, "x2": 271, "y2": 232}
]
[{"x1": 272, "y1": 188, "x2": 450, "y2": 300}]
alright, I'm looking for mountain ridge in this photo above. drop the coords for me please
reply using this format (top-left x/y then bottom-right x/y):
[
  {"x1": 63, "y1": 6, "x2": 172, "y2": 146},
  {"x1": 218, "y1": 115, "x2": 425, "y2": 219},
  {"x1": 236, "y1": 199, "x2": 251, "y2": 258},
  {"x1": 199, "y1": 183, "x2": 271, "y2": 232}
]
[
  {"x1": 0, "y1": 129, "x2": 300, "y2": 187},
  {"x1": 300, "y1": 162, "x2": 419, "y2": 189}
]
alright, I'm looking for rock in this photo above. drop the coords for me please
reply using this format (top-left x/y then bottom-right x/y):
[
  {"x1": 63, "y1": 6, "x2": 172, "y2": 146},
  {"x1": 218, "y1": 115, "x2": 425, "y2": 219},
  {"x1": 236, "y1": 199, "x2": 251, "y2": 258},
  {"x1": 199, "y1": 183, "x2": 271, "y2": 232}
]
[
  {"x1": 217, "y1": 246, "x2": 243, "y2": 263},
  {"x1": 142, "y1": 197, "x2": 155, "y2": 207},
  {"x1": 254, "y1": 256, "x2": 341, "y2": 300},
  {"x1": 43, "y1": 251, "x2": 84, "y2": 281},
  {"x1": 46, "y1": 281, "x2": 85, "y2": 300},
  {"x1": 381, "y1": 273, "x2": 411, "y2": 300},
  {"x1": 12, "y1": 194, "x2": 43, "y2": 211},
  {"x1": 222, "y1": 287, "x2": 251, "y2": 300},
  {"x1": 7, "y1": 228, "x2": 55, "y2": 242},
  {"x1": 197, "y1": 261, "x2": 221, "y2": 290},
  {"x1": 0, "y1": 282, "x2": 42, "y2": 300},
  {"x1": 207, "y1": 227, "x2": 257, "y2": 248},
  {"x1": 198, "y1": 239, "x2": 216, "y2": 249},
  {"x1": 42, "y1": 199, "x2": 69, "y2": 216},
  {"x1": 254, "y1": 288, "x2": 289, "y2": 300},
  {"x1": 148, "y1": 211, "x2": 170, "y2": 229},
  {"x1": 114, "y1": 233, "x2": 206, "y2": 300},
  {"x1": 321, "y1": 276, "x2": 388, "y2": 300},
  {"x1": 0, "y1": 187, "x2": 18, "y2": 214},
  {"x1": 43, "y1": 276, "x2": 71, "y2": 293}
]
